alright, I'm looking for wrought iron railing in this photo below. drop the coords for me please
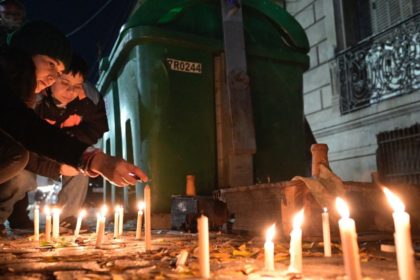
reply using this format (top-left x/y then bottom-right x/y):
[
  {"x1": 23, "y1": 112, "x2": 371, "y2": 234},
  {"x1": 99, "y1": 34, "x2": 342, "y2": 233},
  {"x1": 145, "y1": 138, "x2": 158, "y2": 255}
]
[
  {"x1": 336, "y1": 13, "x2": 420, "y2": 114},
  {"x1": 377, "y1": 123, "x2": 420, "y2": 184}
]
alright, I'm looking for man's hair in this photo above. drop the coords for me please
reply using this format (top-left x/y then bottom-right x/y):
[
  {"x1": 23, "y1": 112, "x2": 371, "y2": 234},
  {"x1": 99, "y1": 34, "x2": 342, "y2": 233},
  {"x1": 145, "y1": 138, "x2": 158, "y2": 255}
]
[{"x1": 64, "y1": 53, "x2": 88, "y2": 80}]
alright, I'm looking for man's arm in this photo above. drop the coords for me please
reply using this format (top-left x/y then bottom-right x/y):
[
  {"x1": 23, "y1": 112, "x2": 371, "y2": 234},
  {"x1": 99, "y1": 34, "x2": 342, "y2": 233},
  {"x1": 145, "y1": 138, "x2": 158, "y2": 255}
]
[{"x1": 25, "y1": 153, "x2": 62, "y2": 180}]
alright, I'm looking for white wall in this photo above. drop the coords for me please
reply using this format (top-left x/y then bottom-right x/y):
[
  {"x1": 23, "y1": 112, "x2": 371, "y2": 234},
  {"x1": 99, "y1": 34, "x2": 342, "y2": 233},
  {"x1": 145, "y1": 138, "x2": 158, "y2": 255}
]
[{"x1": 286, "y1": 0, "x2": 420, "y2": 182}]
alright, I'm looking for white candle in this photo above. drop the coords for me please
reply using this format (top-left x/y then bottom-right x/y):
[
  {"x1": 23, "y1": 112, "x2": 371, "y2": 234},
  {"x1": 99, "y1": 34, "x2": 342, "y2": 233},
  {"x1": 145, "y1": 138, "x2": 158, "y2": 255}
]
[
  {"x1": 119, "y1": 206, "x2": 124, "y2": 235},
  {"x1": 96, "y1": 212, "x2": 100, "y2": 234},
  {"x1": 136, "y1": 202, "x2": 145, "y2": 240},
  {"x1": 96, "y1": 216, "x2": 106, "y2": 248},
  {"x1": 289, "y1": 209, "x2": 303, "y2": 273},
  {"x1": 34, "y1": 205, "x2": 39, "y2": 241},
  {"x1": 44, "y1": 206, "x2": 51, "y2": 242},
  {"x1": 114, "y1": 206, "x2": 119, "y2": 239},
  {"x1": 96, "y1": 205, "x2": 107, "y2": 248},
  {"x1": 322, "y1": 207, "x2": 332, "y2": 257},
  {"x1": 383, "y1": 188, "x2": 416, "y2": 280},
  {"x1": 74, "y1": 210, "x2": 86, "y2": 236},
  {"x1": 264, "y1": 224, "x2": 275, "y2": 270},
  {"x1": 52, "y1": 208, "x2": 61, "y2": 239},
  {"x1": 197, "y1": 215, "x2": 210, "y2": 278},
  {"x1": 145, "y1": 185, "x2": 151, "y2": 251},
  {"x1": 336, "y1": 198, "x2": 362, "y2": 280}
]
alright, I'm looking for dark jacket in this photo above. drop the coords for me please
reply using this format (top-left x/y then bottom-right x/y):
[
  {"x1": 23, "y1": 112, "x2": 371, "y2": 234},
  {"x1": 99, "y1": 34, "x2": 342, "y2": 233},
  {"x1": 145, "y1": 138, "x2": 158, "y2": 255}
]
[
  {"x1": 0, "y1": 54, "x2": 89, "y2": 168},
  {"x1": 25, "y1": 82, "x2": 109, "y2": 179}
]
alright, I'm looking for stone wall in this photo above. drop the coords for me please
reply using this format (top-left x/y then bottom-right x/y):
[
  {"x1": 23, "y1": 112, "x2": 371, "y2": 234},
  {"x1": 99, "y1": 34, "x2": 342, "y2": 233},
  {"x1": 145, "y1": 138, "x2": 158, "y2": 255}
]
[{"x1": 286, "y1": 0, "x2": 420, "y2": 182}]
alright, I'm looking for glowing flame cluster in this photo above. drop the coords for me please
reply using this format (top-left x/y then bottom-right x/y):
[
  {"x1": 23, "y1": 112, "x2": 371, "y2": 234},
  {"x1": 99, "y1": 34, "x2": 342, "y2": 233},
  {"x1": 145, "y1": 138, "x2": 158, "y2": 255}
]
[
  {"x1": 383, "y1": 187, "x2": 405, "y2": 213},
  {"x1": 293, "y1": 209, "x2": 304, "y2": 229},
  {"x1": 266, "y1": 224, "x2": 275, "y2": 242},
  {"x1": 336, "y1": 197, "x2": 350, "y2": 219},
  {"x1": 79, "y1": 209, "x2": 86, "y2": 218}
]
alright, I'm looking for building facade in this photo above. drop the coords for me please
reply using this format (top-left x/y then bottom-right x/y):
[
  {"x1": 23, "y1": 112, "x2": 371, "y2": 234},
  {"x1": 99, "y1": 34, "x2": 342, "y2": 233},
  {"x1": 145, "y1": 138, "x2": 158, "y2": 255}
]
[{"x1": 285, "y1": 0, "x2": 420, "y2": 183}]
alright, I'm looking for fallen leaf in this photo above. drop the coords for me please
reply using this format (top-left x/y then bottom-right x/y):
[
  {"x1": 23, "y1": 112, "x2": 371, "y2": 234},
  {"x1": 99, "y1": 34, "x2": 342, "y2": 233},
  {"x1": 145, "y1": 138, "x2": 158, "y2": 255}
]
[
  {"x1": 302, "y1": 242, "x2": 314, "y2": 249},
  {"x1": 238, "y1": 244, "x2": 246, "y2": 251},
  {"x1": 233, "y1": 250, "x2": 255, "y2": 258},
  {"x1": 210, "y1": 252, "x2": 231, "y2": 259},
  {"x1": 240, "y1": 264, "x2": 259, "y2": 275}
]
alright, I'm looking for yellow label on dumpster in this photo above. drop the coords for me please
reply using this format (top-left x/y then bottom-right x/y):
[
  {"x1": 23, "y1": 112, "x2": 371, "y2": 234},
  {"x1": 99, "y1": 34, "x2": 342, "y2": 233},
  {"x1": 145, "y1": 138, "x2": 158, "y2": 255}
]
[{"x1": 167, "y1": 58, "x2": 202, "y2": 74}]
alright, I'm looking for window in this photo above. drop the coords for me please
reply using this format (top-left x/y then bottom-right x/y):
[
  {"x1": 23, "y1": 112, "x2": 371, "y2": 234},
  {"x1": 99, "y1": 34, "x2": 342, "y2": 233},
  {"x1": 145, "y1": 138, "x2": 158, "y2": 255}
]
[
  {"x1": 377, "y1": 123, "x2": 420, "y2": 184},
  {"x1": 337, "y1": 0, "x2": 420, "y2": 49}
]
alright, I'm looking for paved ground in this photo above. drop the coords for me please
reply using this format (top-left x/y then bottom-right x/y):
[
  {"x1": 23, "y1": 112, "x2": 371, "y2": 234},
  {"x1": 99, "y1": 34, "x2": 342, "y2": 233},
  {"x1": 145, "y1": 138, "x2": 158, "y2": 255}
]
[{"x1": 0, "y1": 208, "x2": 418, "y2": 279}]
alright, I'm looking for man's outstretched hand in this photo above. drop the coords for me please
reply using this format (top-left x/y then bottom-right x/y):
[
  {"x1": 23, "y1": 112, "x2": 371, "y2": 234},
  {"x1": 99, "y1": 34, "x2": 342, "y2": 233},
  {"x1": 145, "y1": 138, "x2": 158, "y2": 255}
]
[{"x1": 89, "y1": 153, "x2": 148, "y2": 186}]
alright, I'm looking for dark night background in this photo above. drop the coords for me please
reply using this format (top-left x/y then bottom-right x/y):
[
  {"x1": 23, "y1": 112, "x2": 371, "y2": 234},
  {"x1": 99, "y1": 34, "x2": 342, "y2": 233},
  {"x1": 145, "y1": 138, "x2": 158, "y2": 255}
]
[{"x1": 24, "y1": 0, "x2": 138, "y2": 83}]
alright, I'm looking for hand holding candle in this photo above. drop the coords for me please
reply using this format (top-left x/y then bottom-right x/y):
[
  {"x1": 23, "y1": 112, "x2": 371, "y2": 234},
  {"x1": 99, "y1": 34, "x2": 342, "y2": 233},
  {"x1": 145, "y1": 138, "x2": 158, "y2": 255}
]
[
  {"x1": 264, "y1": 224, "x2": 275, "y2": 271},
  {"x1": 44, "y1": 206, "x2": 51, "y2": 242},
  {"x1": 383, "y1": 187, "x2": 416, "y2": 280},
  {"x1": 322, "y1": 207, "x2": 332, "y2": 257},
  {"x1": 288, "y1": 209, "x2": 303, "y2": 273},
  {"x1": 136, "y1": 201, "x2": 145, "y2": 240},
  {"x1": 74, "y1": 210, "x2": 86, "y2": 236},
  {"x1": 336, "y1": 198, "x2": 361, "y2": 280}
]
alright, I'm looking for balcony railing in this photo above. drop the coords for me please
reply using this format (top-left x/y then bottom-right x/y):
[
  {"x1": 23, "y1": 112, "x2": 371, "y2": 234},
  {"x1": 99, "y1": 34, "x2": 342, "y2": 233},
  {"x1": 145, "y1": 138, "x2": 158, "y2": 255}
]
[{"x1": 336, "y1": 13, "x2": 420, "y2": 114}]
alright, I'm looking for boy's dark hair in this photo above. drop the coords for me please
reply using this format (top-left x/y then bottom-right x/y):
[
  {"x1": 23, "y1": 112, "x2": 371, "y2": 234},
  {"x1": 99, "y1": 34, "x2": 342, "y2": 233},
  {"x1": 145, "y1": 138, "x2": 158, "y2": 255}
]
[{"x1": 63, "y1": 53, "x2": 88, "y2": 80}]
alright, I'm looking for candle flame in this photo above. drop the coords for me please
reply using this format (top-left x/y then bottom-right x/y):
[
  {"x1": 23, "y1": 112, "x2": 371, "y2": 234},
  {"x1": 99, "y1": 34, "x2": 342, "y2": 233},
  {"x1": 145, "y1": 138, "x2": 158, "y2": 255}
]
[
  {"x1": 266, "y1": 224, "x2": 275, "y2": 242},
  {"x1": 115, "y1": 205, "x2": 120, "y2": 213},
  {"x1": 35, "y1": 205, "x2": 39, "y2": 210},
  {"x1": 79, "y1": 210, "x2": 86, "y2": 218},
  {"x1": 383, "y1": 187, "x2": 405, "y2": 213},
  {"x1": 324, "y1": 207, "x2": 327, "y2": 213},
  {"x1": 138, "y1": 201, "x2": 145, "y2": 211},
  {"x1": 44, "y1": 206, "x2": 50, "y2": 216},
  {"x1": 52, "y1": 208, "x2": 61, "y2": 215},
  {"x1": 96, "y1": 213, "x2": 101, "y2": 218},
  {"x1": 336, "y1": 197, "x2": 350, "y2": 218},
  {"x1": 101, "y1": 205, "x2": 107, "y2": 217},
  {"x1": 293, "y1": 209, "x2": 304, "y2": 229}
]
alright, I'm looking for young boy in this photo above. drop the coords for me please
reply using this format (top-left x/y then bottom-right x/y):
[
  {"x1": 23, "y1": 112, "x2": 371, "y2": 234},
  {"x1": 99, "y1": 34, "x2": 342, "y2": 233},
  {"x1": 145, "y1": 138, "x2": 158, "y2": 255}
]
[{"x1": 8, "y1": 53, "x2": 109, "y2": 232}]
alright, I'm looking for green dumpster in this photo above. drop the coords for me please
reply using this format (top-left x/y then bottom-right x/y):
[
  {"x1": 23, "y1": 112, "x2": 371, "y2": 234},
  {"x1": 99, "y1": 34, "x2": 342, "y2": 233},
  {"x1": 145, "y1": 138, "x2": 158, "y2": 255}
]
[{"x1": 97, "y1": 0, "x2": 309, "y2": 213}]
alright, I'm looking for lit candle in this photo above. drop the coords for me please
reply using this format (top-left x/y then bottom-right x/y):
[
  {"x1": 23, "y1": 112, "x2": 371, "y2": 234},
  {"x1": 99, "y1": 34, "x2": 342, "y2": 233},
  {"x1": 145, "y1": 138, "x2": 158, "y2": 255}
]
[
  {"x1": 96, "y1": 205, "x2": 107, "y2": 248},
  {"x1": 52, "y1": 208, "x2": 61, "y2": 239},
  {"x1": 322, "y1": 207, "x2": 332, "y2": 257},
  {"x1": 119, "y1": 206, "x2": 124, "y2": 235},
  {"x1": 383, "y1": 188, "x2": 416, "y2": 280},
  {"x1": 45, "y1": 206, "x2": 51, "y2": 242},
  {"x1": 288, "y1": 209, "x2": 303, "y2": 273},
  {"x1": 264, "y1": 224, "x2": 275, "y2": 270},
  {"x1": 114, "y1": 205, "x2": 119, "y2": 239},
  {"x1": 197, "y1": 215, "x2": 210, "y2": 278},
  {"x1": 96, "y1": 212, "x2": 100, "y2": 234},
  {"x1": 34, "y1": 205, "x2": 39, "y2": 241},
  {"x1": 136, "y1": 202, "x2": 145, "y2": 240},
  {"x1": 145, "y1": 185, "x2": 151, "y2": 250},
  {"x1": 336, "y1": 198, "x2": 362, "y2": 280},
  {"x1": 74, "y1": 209, "x2": 86, "y2": 236}
]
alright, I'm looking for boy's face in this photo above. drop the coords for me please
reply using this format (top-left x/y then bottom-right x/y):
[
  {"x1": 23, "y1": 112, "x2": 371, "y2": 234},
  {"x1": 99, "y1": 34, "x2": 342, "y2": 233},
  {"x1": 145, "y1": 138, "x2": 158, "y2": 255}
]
[
  {"x1": 32, "y1": 55, "x2": 65, "y2": 93},
  {"x1": 50, "y1": 72, "x2": 84, "y2": 105}
]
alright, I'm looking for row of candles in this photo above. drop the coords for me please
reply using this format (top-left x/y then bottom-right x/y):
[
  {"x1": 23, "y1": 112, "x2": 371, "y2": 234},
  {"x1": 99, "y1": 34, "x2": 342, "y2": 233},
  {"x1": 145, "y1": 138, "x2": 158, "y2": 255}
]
[
  {"x1": 34, "y1": 186, "x2": 152, "y2": 249},
  {"x1": 256, "y1": 187, "x2": 416, "y2": 280},
  {"x1": 33, "y1": 186, "x2": 415, "y2": 279}
]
